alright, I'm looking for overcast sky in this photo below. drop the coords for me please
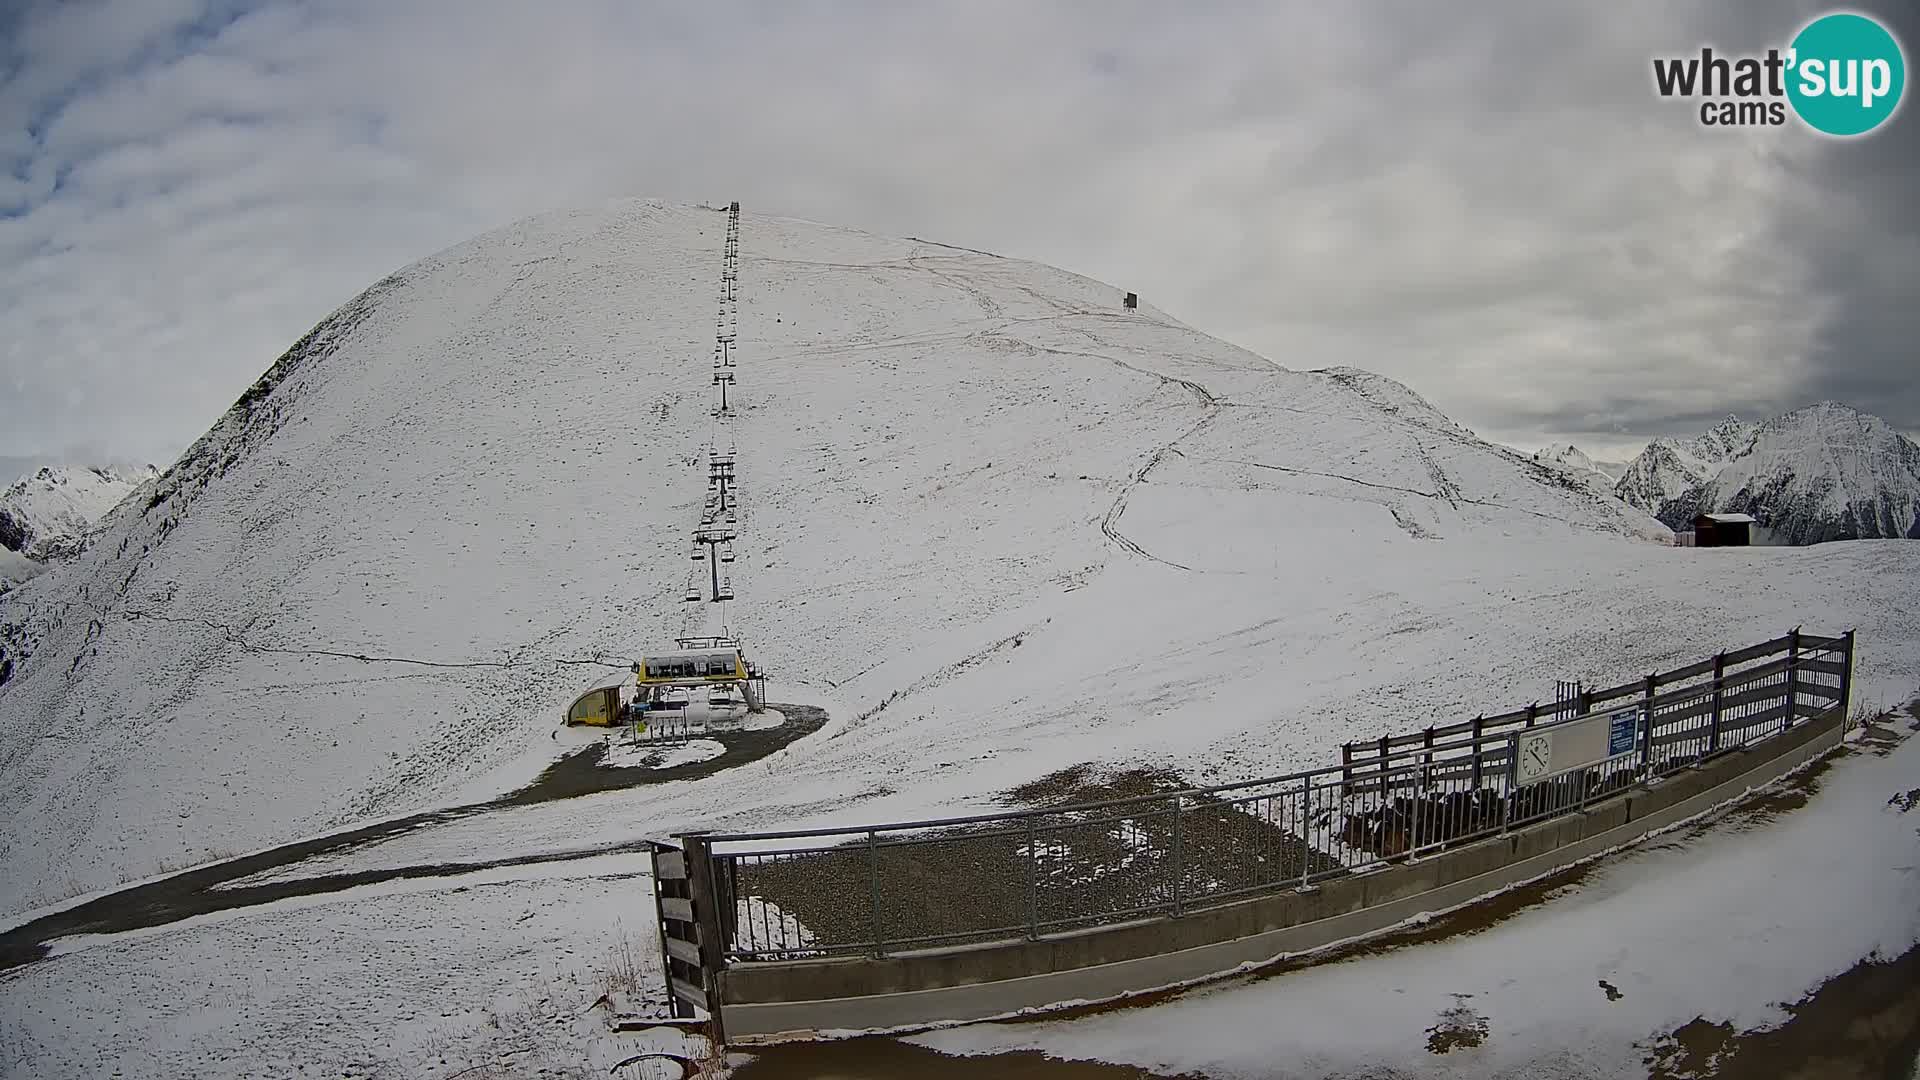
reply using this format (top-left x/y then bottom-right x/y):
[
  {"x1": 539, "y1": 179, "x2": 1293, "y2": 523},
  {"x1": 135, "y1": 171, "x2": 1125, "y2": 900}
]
[{"x1": 1, "y1": 0, "x2": 1914, "y2": 473}]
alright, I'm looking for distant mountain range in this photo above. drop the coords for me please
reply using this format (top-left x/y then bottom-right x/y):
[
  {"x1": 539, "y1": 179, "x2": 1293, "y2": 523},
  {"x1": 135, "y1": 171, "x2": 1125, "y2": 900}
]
[
  {"x1": 0, "y1": 465, "x2": 158, "y2": 586},
  {"x1": 1602, "y1": 405, "x2": 1920, "y2": 544}
]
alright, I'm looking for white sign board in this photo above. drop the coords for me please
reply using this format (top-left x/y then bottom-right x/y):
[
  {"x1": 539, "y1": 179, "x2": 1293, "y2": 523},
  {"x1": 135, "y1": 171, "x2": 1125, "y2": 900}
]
[{"x1": 1511, "y1": 708, "x2": 1643, "y2": 785}]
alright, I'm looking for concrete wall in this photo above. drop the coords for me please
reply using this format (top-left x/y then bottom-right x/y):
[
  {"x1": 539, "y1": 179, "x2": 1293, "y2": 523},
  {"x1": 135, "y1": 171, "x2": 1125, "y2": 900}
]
[{"x1": 721, "y1": 708, "x2": 1844, "y2": 1039}]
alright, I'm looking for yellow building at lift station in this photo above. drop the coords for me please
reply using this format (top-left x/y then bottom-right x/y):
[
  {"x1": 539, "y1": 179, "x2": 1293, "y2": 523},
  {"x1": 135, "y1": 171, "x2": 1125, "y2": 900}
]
[{"x1": 564, "y1": 645, "x2": 759, "y2": 726}]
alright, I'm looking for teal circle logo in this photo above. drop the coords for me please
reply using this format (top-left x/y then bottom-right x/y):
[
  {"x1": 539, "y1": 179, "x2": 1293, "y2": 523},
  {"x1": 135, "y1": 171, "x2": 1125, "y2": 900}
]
[{"x1": 1786, "y1": 12, "x2": 1906, "y2": 136}]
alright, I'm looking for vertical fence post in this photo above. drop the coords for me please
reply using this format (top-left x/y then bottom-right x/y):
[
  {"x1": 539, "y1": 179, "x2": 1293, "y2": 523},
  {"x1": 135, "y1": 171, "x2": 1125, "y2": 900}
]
[
  {"x1": 1784, "y1": 626, "x2": 1801, "y2": 730},
  {"x1": 1470, "y1": 715, "x2": 1485, "y2": 789},
  {"x1": 1639, "y1": 673, "x2": 1657, "y2": 774},
  {"x1": 1417, "y1": 726, "x2": 1436, "y2": 849},
  {"x1": 1501, "y1": 732, "x2": 1517, "y2": 832},
  {"x1": 683, "y1": 834, "x2": 729, "y2": 1046},
  {"x1": 1526, "y1": 702, "x2": 1538, "y2": 728},
  {"x1": 1341, "y1": 742, "x2": 1352, "y2": 794},
  {"x1": 1707, "y1": 652, "x2": 1726, "y2": 755},
  {"x1": 1299, "y1": 777, "x2": 1315, "y2": 888},
  {"x1": 1170, "y1": 794, "x2": 1185, "y2": 917},
  {"x1": 1024, "y1": 818, "x2": 1039, "y2": 940},
  {"x1": 648, "y1": 842, "x2": 682, "y2": 1019},
  {"x1": 1839, "y1": 629, "x2": 1856, "y2": 725},
  {"x1": 866, "y1": 830, "x2": 885, "y2": 958}
]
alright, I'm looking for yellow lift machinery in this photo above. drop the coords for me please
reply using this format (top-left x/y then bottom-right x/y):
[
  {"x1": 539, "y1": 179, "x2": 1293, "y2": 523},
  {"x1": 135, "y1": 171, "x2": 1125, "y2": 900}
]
[{"x1": 564, "y1": 636, "x2": 765, "y2": 726}]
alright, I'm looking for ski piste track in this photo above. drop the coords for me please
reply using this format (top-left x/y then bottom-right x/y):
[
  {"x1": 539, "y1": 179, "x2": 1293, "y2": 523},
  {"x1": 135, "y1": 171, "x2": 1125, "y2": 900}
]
[{"x1": 0, "y1": 203, "x2": 811, "y2": 982}]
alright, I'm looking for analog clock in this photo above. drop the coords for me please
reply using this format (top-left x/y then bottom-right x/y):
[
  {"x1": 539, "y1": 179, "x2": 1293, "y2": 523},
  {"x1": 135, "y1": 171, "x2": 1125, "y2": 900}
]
[{"x1": 1517, "y1": 733, "x2": 1553, "y2": 783}]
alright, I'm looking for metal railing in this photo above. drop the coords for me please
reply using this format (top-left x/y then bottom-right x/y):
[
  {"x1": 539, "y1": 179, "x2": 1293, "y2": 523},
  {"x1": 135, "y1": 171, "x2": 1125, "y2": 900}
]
[
  {"x1": 627, "y1": 708, "x2": 706, "y2": 747},
  {"x1": 676, "y1": 630, "x2": 1852, "y2": 962}
]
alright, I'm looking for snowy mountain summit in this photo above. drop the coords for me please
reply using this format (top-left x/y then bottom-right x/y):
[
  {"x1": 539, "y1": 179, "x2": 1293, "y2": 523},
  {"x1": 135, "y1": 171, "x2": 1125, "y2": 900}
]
[
  {"x1": 1532, "y1": 444, "x2": 1627, "y2": 484},
  {"x1": 0, "y1": 464, "x2": 158, "y2": 561},
  {"x1": 1634, "y1": 403, "x2": 1920, "y2": 544},
  {"x1": 1613, "y1": 415, "x2": 1756, "y2": 516},
  {"x1": 0, "y1": 198, "x2": 1690, "y2": 913}
]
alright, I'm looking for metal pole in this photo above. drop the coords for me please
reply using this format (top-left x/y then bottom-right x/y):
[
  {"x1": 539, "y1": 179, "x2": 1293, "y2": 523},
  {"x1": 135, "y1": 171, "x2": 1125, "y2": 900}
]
[
  {"x1": 1299, "y1": 778, "x2": 1314, "y2": 887},
  {"x1": 1502, "y1": 733, "x2": 1518, "y2": 832},
  {"x1": 1639, "y1": 673, "x2": 1657, "y2": 774},
  {"x1": 1024, "y1": 818, "x2": 1040, "y2": 939},
  {"x1": 1784, "y1": 626, "x2": 1801, "y2": 730},
  {"x1": 867, "y1": 830, "x2": 885, "y2": 958},
  {"x1": 1707, "y1": 652, "x2": 1726, "y2": 755},
  {"x1": 1470, "y1": 715, "x2": 1485, "y2": 790},
  {"x1": 1839, "y1": 629, "x2": 1856, "y2": 726},
  {"x1": 1170, "y1": 794, "x2": 1185, "y2": 916},
  {"x1": 1420, "y1": 726, "x2": 1435, "y2": 792}
]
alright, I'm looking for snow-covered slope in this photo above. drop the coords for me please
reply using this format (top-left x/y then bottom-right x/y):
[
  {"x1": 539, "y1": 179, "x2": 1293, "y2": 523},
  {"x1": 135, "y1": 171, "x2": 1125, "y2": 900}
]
[
  {"x1": 0, "y1": 199, "x2": 1910, "y2": 927},
  {"x1": 1658, "y1": 403, "x2": 1920, "y2": 544},
  {"x1": 1532, "y1": 443, "x2": 1627, "y2": 483},
  {"x1": 1614, "y1": 415, "x2": 1755, "y2": 514},
  {"x1": 0, "y1": 465, "x2": 157, "y2": 561}
]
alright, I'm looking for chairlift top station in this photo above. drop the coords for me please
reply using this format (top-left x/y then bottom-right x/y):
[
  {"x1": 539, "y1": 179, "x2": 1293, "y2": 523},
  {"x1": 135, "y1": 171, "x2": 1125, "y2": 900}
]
[{"x1": 564, "y1": 637, "x2": 767, "y2": 726}]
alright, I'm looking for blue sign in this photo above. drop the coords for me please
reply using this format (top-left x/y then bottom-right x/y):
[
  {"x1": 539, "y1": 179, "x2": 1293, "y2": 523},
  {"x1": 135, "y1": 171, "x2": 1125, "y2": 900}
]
[{"x1": 1608, "y1": 707, "x2": 1639, "y2": 757}]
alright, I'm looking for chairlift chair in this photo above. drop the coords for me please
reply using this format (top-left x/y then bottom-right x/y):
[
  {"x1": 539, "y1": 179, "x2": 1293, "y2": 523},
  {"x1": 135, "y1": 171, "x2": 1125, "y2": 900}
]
[{"x1": 683, "y1": 588, "x2": 701, "y2": 602}]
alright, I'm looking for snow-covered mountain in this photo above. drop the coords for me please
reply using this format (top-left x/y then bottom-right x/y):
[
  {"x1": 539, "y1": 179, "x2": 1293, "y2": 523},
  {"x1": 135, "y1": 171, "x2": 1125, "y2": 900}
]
[
  {"x1": 1653, "y1": 403, "x2": 1920, "y2": 544},
  {"x1": 1532, "y1": 443, "x2": 1628, "y2": 485},
  {"x1": 1, "y1": 198, "x2": 1914, "y2": 939},
  {"x1": 0, "y1": 464, "x2": 158, "y2": 561},
  {"x1": 0, "y1": 198, "x2": 1689, "y2": 914},
  {"x1": 1613, "y1": 415, "x2": 1756, "y2": 515},
  {"x1": 3, "y1": 198, "x2": 1918, "y2": 1079}
]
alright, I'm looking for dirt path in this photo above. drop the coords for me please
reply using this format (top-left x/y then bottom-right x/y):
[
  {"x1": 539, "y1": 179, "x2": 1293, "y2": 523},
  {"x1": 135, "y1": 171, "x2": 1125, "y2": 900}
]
[{"x1": 0, "y1": 704, "x2": 826, "y2": 973}]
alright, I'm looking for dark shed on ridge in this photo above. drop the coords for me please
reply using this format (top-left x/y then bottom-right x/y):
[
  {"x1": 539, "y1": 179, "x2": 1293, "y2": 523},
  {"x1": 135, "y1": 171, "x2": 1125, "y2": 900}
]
[{"x1": 1693, "y1": 512, "x2": 1755, "y2": 547}]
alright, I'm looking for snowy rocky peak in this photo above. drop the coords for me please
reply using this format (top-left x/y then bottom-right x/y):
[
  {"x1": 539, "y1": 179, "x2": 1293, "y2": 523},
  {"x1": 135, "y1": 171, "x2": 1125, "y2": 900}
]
[
  {"x1": 1662, "y1": 403, "x2": 1920, "y2": 544},
  {"x1": 1614, "y1": 442, "x2": 1711, "y2": 514},
  {"x1": 1613, "y1": 416, "x2": 1754, "y2": 515},
  {"x1": 0, "y1": 464, "x2": 159, "y2": 560},
  {"x1": 1532, "y1": 444, "x2": 1628, "y2": 482},
  {"x1": 1688, "y1": 414, "x2": 1758, "y2": 462},
  {"x1": 1622, "y1": 402, "x2": 1920, "y2": 543}
]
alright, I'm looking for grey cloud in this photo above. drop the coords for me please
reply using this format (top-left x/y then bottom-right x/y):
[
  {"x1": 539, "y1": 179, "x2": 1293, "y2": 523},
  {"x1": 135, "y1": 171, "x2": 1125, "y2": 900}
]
[
  {"x1": 1775, "y1": 2, "x2": 1920, "y2": 440},
  {"x1": 0, "y1": 0, "x2": 1912, "y2": 466}
]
